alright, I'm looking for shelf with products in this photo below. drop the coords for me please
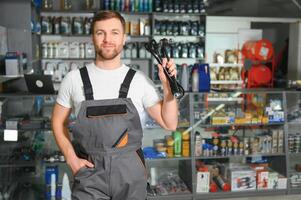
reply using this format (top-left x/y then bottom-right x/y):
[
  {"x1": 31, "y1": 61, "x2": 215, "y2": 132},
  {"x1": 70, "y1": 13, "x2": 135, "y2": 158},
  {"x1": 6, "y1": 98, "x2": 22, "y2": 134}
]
[
  {"x1": 42, "y1": 58, "x2": 94, "y2": 61},
  {"x1": 147, "y1": 194, "x2": 193, "y2": 200},
  {"x1": 41, "y1": 34, "x2": 91, "y2": 37},
  {"x1": 146, "y1": 157, "x2": 192, "y2": 161},
  {"x1": 196, "y1": 153, "x2": 286, "y2": 160},
  {"x1": 145, "y1": 159, "x2": 193, "y2": 198},
  {"x1": 209, "y1": 63, "x2": 243, "y2": 68},
  {"x1": 194, "y1": 189, "x2": 287, "y2": 200},
  {"x1": 41, "y1": 10, "x2": 96, "y2": 14},
  {"x1": 286, "y1": 91, "x2": 301, "y2": 194},
  {"x1": 190, "y1": 91, "x2": 288, "y2": 198},
  {"x1": 210, "y1": 80, "x2": 243, "y2": 85}
]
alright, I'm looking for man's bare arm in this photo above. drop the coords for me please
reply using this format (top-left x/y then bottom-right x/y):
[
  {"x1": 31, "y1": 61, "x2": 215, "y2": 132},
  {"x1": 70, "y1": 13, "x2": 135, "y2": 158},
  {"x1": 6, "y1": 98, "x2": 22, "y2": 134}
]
[{"x1": 51, "y1": 103, "x2": 94, "y2": 174}]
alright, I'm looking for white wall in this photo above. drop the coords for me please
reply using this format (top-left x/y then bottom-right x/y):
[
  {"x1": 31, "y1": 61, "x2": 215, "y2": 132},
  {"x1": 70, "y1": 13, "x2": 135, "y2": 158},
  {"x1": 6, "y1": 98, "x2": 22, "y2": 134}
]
[{"x1": 206, "y1": 16, "x2": 301, "y2": 79}]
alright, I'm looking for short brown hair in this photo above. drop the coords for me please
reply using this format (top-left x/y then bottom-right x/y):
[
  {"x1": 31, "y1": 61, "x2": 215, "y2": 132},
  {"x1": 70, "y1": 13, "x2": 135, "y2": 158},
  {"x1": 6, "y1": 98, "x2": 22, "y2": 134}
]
[{"x1": 91, "y1": 11, "x2": 126, "y2": 34}]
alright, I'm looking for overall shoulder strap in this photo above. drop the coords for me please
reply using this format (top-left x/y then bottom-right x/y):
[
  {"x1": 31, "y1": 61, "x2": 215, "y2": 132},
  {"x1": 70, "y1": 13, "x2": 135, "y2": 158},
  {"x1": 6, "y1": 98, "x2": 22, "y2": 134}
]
[
  {"x1": 79, "y1": 66, "x2": 94, "y2": 100},
  {"x1": 118, "y1": 68, "x2": 136, "y2": 98}
]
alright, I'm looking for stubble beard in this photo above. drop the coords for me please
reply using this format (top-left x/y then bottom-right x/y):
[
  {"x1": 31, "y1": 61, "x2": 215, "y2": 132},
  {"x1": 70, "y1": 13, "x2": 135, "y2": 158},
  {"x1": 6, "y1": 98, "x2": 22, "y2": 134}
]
[{"x1": 96, "y1": 45, "x2": 123, "y2": 60}]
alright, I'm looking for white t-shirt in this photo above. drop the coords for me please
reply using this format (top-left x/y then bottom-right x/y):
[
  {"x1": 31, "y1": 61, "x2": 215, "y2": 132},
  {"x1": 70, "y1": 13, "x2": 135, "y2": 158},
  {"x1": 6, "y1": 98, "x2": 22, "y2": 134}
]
[{"x1": 56, "y1": 63, "x2": 162, "y2": 126}]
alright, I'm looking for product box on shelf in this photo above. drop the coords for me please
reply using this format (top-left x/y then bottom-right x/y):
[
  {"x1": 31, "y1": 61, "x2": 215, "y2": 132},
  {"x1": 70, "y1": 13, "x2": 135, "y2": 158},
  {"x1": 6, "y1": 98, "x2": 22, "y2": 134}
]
[
  {"x1": 278, "y1": 130, "x2": 284, "y2": 153},
  {"x1": 85, "y1": 42, "x2": 95, "y2": 58},
  {"x1": 271, "y1": 130, "x2": 278, "y2": 153},
  {"x1": 290, "y1": 174, "x2": 301, "y2": 188},
  {"x1": 69, "y1": 42, "x2": 80, "y2": 58},
  {"x1": 277, "y1": 175, "x2": 287, "y2": 189},
  {"x1": 268, "y1": 171, "x2": 279, "y2": 189},
  {"x1": 256, "y1": 170, "x2": 269, "y2": 190},
  {"x1": 196, "y1": 171, "x2": 210, "y2": 193},
  {"x1": 57, "y1": 42, "x2": 69, "y2": 58},
  {"x1": 227, "y1": 167, "x2": 256, "y2": 191}
]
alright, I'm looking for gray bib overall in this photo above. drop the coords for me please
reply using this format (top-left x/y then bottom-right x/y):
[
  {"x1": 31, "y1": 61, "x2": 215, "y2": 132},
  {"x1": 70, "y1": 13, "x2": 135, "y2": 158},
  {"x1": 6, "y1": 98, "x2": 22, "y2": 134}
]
[{"x1": 71, "y1": 66, "x2": 147, "y2": 200}]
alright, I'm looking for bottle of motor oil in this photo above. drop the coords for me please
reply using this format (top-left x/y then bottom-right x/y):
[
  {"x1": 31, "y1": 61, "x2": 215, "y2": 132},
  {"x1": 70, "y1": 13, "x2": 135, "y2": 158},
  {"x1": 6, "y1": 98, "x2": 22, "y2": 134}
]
[
  {"x1": 166, "y1": 135, "x2": 174, "y2": 158},
  {"x1": 173, "y1": 131, "x2": 182, "y2": 157}
]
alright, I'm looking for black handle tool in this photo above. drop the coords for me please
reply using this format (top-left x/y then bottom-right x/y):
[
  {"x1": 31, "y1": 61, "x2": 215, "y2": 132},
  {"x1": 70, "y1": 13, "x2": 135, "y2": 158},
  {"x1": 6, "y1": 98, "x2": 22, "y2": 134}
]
[{"x1": 145, "y1": 39, "x2": 184, "y2": 99}]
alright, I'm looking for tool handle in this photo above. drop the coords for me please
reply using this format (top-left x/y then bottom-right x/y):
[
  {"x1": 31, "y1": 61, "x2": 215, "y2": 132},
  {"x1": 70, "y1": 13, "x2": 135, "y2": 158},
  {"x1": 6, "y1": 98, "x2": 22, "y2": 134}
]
[{"x1": 162, "y1": 63, "x2": 182, "y2": 98}]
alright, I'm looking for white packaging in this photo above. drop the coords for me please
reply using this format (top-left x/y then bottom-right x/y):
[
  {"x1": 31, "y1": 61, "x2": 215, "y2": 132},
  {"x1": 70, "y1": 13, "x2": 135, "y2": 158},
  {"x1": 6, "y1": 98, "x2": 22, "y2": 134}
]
[
  {"x1": 257, "y1": 171, "x2": 269, "y2": 190},
  {"x1": 50, "y1": 173, "x2": 56, "y2": 197},
  {"x1": 196, "y1": 172, "x2": 210, "y2": 193},
  {"x1": 277, "y1": 175, "x2": 287, "y2": 189},
  {"x1": 278, "y1": 130, "x2": 284, "y2": 153},
  {"x1": 85, "y1": 42, "x2": 95, "y2": 58},
  {"x1": 69, "y1": 42, "x2": 80, "y2": 58},
  {"x1": 228, "y1": 167, "x2": 256, "y2": 191},
  {"x1": 57, "y1": 42, "x2": 69, "y2": 58},
  {"x1": 268, "y1": 172, "x2": 278, "y2": 189}
]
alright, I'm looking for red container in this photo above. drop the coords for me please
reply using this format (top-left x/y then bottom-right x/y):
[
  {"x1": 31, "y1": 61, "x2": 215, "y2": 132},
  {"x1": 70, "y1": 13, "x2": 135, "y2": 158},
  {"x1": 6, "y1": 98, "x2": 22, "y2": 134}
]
[
  {"x1": 242, "y1": 39, "x2": 274, "y2": 61},
  {"x1": 248, "y1": 64, "x2": 272, "y2": 87}
]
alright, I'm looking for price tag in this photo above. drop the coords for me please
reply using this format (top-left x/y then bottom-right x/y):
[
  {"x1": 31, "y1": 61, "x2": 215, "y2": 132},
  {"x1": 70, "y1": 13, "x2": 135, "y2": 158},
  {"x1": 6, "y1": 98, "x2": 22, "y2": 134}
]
[{"x1": 4, "y1": 129, "x2": 18, "y2": 141}]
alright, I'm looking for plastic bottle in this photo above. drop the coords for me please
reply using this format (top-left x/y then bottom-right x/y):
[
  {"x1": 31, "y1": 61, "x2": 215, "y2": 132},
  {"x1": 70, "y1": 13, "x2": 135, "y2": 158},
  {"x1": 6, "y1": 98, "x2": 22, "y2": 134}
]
[
  {"x1": 166, "y1": 135, "x2": 174, "y2": 158},
  {"x1": 173, "y1": 131, "x2": 182, "y2": 157},
  {"x1": 191, "y1": 67, "x2": 199, "y2": 92},
  {"x1": 51, "y1": 173, "x2": 56, "y2": 197},
  {"x1": 62, "y1": 173, "x2": 71, "y2": 200},
  {"x1": 195, "y1": 133, "x2": 201, "y2": 156},
  {"x1": 182, "y1": 132, "x2": 190, "y2": 157},
  {"x1": 181, "y1": 63, "x2": 189, "y2": 91}
]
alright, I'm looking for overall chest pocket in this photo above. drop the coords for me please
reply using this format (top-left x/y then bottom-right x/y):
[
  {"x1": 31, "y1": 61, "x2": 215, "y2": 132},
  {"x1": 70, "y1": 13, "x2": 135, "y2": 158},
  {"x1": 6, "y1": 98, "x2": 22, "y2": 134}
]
[{"x1": 86, "y1": 104, "x2": 127, "y2": 118}]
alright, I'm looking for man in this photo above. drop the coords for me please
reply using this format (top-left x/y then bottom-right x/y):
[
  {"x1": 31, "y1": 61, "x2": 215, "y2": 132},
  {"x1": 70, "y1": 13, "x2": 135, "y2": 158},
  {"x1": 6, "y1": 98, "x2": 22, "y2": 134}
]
[{"x1": 52, "y1": 11, "x2": 178, "y2": 200}]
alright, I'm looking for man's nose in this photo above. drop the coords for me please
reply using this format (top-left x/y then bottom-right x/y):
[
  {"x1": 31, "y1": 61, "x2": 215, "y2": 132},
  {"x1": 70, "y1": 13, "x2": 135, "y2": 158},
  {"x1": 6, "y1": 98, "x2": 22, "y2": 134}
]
[{"x1": 103, "y1": 33, "x2": 111, "y2": 42}]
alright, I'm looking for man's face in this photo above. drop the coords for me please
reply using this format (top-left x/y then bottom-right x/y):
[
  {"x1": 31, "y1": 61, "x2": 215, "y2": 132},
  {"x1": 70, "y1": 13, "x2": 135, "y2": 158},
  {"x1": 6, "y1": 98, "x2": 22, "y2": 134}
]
[{"x1": 92, "y1": 18, "x2": 126, "y2": 60}]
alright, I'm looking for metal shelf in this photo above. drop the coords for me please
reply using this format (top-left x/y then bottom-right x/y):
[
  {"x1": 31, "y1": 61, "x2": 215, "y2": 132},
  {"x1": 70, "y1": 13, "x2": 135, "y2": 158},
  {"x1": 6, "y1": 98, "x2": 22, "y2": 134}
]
[
  {"x1": 153, "y1": 12, "x2": 206, "y2": 16},
  {"x1": 0, "y1": 93, "x2": 57, "y2": 97},
  {"x1": 153, "y1": 35, "x2": 205, "y2": 38},
  {"x1": 196, "y1": 153, "x2": 286, "y2": 160},
  {"x1": 211, "y1": 80, "x2": 243, "y2": 84},
  {"x1": 147, "y1": 193, "x2": 193, "y2": 200},
  {"x1": 41, "y1": 10, "x2": 96, "y2": 14},
  {"x1": 289, "y1": 170, "x2": 301, "y2": 175},
  {"x1": 120, "y1": 11, "x2": 152, "y2": 15},
  {"x1": 200, "y1": 122, "x2": 285, "y2": 128},
  {"x1": 207, "y1": 97, "x2": 243, "y2": 102},
  {"x1": 0, "y1": 75, "x2": 23, "y2": 84},
  {"x1": 289, "y1": 152, "x2": 301, "y2": 156},
  {"x1": 146, "y1": 157, "x2": 192, "y2": 161},
  {"x1": 0, "y1": 160, "x2": 36, "y2": 168},
  {"x1": 289, "y1": 188, "x2": 301, "y2": 194},
  {"x1": 41, "y1": 34, "x2": 90, "y2": 37},
  {"x1": 195, "y1": 189, "x2": 287, "y2": 199},
  {"x1": 42, "y1": 58, "x2": 93, "y2": 60},
  {"x1": 209, "y1": 63, "x2": 243, "y2": 67},
  {"x1": 288, "y1": 121, "x2": 301, "y2": 125}
]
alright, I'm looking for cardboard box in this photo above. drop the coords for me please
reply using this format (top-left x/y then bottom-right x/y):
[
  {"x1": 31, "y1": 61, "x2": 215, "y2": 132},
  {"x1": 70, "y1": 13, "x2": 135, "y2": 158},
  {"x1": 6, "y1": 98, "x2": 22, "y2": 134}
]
[
  {"x1": 228, "y1": 167, "x2": 256, "y2": 191},
  {"x1": 257, "y1": 170, "x2": 269, "y2": 190},
  {"x1": 278, "y1": 130, "x2": 284, "y2": 153},
  {"x1": 268, "y1": 172, "x2": 279, "y2": 189},
  {"x1": 196, "y1": 172, "x2": 210, "y2": 193},
  {"x1": 277, "y1": 175, "x2": 287, "y2": 189}
]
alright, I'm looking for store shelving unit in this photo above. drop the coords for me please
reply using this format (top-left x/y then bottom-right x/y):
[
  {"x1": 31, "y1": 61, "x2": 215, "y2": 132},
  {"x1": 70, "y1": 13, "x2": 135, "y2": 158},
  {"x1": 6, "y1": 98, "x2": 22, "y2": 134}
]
[{"x1": 2, "y1": 1, "x2": 301, "y2": 200}]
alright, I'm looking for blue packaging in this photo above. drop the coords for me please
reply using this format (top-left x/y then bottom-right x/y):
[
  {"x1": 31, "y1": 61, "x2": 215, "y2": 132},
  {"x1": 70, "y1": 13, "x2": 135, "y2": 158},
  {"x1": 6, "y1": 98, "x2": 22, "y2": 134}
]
[
  {"x1": 198, "y1": 63, "x2": 210, "y2": 92},
  {"x1": 45, "y1": 166, "x2": 58, "y2": 200},
  {"x1": 130, "y1": 0, "x2": 135, "y2": 12},
  {"x1": 103, "y1": 0, "x2": 110, "y2": 10}
]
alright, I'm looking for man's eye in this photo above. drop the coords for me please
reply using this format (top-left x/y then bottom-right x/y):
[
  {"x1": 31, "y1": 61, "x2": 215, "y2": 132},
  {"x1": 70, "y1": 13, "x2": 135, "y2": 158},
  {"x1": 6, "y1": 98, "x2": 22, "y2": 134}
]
[
  {"x1": 113, "y1": 32, "x2": 119, "y2": 35},
  {"x1": 96, "y1": 32, "x2": 103, "y2": 35}
]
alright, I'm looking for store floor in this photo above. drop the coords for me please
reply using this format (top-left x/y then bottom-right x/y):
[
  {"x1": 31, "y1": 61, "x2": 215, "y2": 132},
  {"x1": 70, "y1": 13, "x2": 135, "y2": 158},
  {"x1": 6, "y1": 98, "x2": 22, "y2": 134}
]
[{"x1": 217, "y1": 194, "x2": 301, "y2": 200}]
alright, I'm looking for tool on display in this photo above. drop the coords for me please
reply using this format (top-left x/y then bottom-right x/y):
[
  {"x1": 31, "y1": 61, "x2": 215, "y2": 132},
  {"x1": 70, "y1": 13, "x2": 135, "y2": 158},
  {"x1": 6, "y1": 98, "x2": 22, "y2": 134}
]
[{"x1": 145, "y1": 38, "x2": 185, "y2": 99}]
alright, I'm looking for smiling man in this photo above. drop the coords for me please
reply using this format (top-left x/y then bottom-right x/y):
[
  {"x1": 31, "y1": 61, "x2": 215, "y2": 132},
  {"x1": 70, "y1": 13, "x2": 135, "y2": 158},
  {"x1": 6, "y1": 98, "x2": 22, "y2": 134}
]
[{"x1": 51, "y1": 11, "x2": 178, "y2": 200}]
